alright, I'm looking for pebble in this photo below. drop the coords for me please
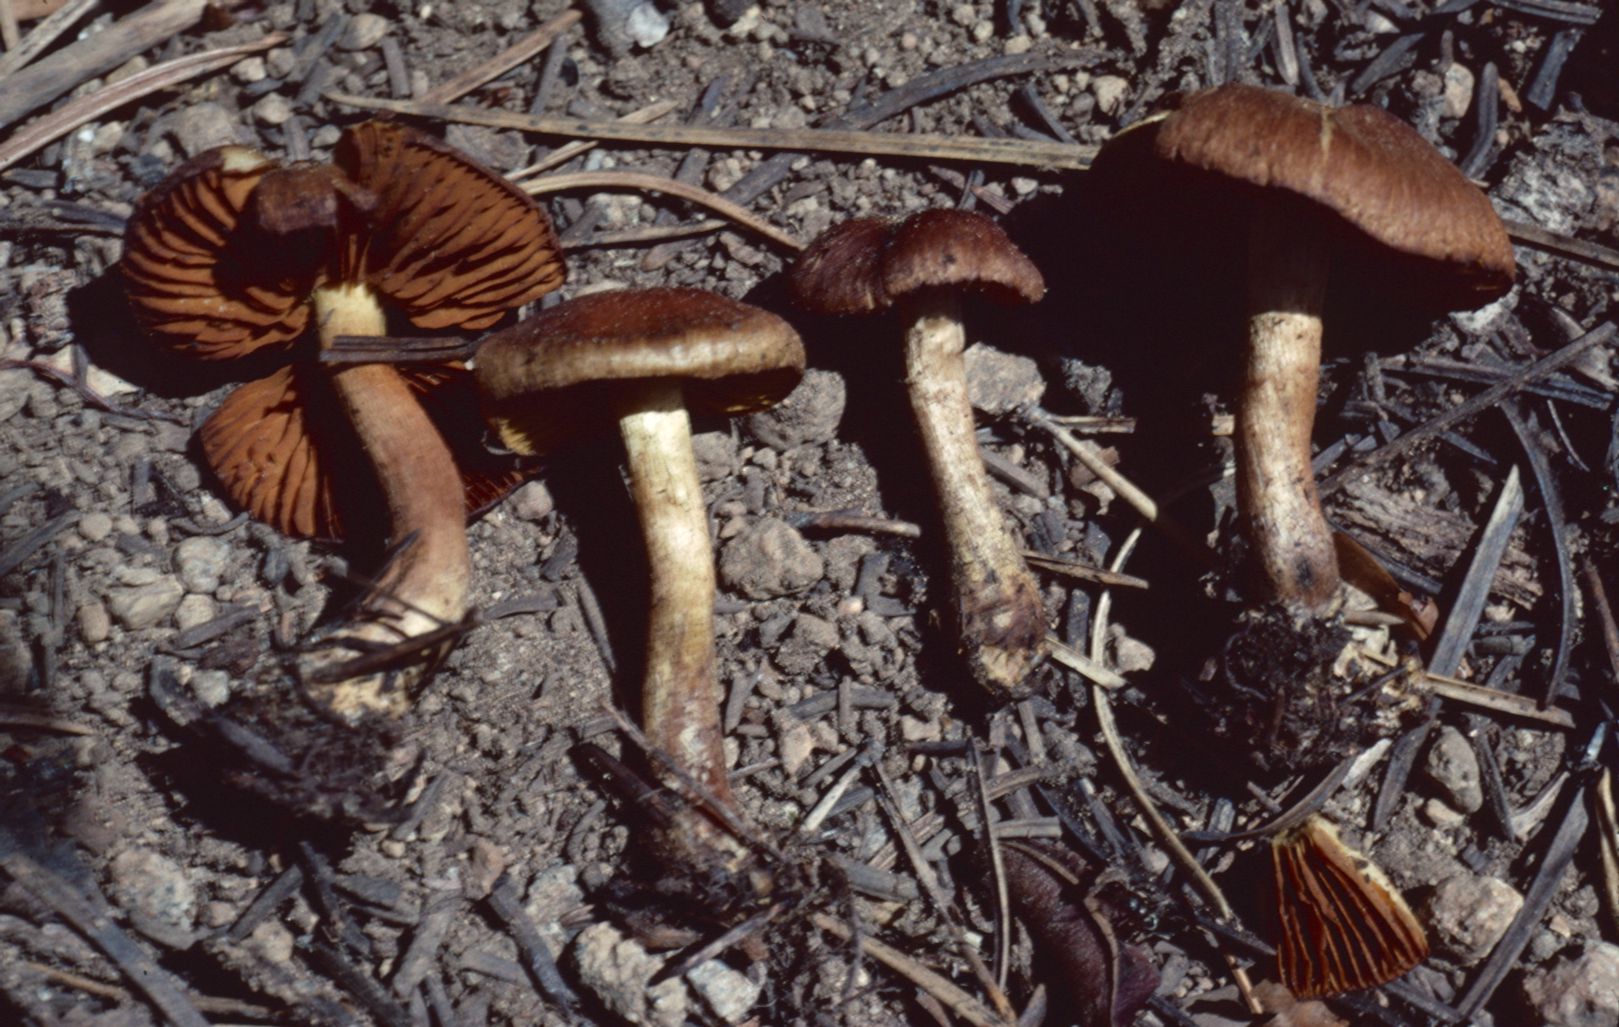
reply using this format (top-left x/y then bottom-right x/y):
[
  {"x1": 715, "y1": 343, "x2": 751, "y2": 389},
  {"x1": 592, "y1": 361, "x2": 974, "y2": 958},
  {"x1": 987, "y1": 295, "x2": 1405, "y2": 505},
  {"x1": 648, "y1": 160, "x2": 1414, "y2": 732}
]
[
  {"x1": 1426, "y1": 725, "x2": 1483, "y2": 813},
  {"x1": 692, "y1": 431, "x2": 739, "y2": 482},
  {"x1": 1522, "y1": 943, "x2": 1619, "y2": 1027},
  {"x1": 252, "y1": 93, "x2": 294, "y2": 127},
  {"x1": 231, "y1": 56, "x2": 267, "y2": 84},
  {"x1": 1093, "y1": 75, "x2": 1129, "y2": 116},
  {"x1": 572, "y1": 922, "x2": 688, "y2": 1027},
  {"x1": 625, "y1": 2, "x2": 671, "y2": 47},
  {"x1": 173, "y1": 593, "x2": 217, "y2": 632},
  {"x1": 510, "y1": 480, "x2": 554, "y2": 522},
  {"x1": 1443, "y1": 63, "x2": 1475, "y2": 119},
  {"x1": 108, "y1": 847, "x2": 197, "y2": 932},
  {"x1": 686, "y1": 959, "x2": 762, "y2": 1024},
  {"x1": 169, "y1": 102, "x2": 239, "y2": 158},
  {"x1": 78, "y1": 511, "x2": 112, "y2": 543},
  {"x1": 718, "y1": 519, "x2": 823, "y2": 599},
  {"x1": 105, "y1": 576, "x2": 183, "y2": 630},
  {"x1": 190, "y1": 669, "x2": 230, "y2": 707},
  {"x1": 964, "y1": 343, "x2": 1045, "y2": 416},
  {"x1": 339, "y1": 12, "x2": 391, "y2": 50},
  {"x1": 176, "y1": 536, "x2": 231, "y2": 594},
  {"x1": 1422, "y1": 870, "x2": 1523, "y2": 964},
  {"x1": 746, "y1": 368, "x2": 846, "y2": 450},
  {"x1": 77, "y1": 600, "x2": 110, "y2": 644}
]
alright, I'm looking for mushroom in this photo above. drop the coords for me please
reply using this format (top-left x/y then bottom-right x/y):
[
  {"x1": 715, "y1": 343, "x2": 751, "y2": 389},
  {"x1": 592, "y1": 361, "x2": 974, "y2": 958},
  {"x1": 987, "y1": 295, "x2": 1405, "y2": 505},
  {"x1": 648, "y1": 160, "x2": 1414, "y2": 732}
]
[
  {"x1": 474, "y1": 288, "x2": 804, "y2": 854},
  {"x1": 1093, "y1": 84, "x2": 1515, "y2": 613},
  {"x1": 789, "y1": 209, "x2": 1048, "y2": 697},
  {"x1": 121, "y1": 121, "x2": 563, "y2": 718}
]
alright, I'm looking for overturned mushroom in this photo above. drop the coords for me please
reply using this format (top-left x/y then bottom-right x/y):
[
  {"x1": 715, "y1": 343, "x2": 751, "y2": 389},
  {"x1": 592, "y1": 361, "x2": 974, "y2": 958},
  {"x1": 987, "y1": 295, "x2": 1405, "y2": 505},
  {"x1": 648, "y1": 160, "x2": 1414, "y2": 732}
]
[
  {"x1": 475, "y1": 287, "x2": 804, "y2": 861},
  {"x1": 122, "y1": 121, "x2": 563, "y2": 718},
  {"x1": 1093, "y1": 84, "x2": 1515, "y2": 613},
  {"x1": 789, "y1": 209, "x2": 1048, "y2": 697}
]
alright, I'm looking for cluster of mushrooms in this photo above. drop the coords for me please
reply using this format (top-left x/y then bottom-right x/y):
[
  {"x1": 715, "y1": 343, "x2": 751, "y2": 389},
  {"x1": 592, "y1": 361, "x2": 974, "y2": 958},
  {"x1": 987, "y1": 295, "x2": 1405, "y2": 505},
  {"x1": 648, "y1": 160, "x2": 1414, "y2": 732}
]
[{"x1": 122, "y1": 82, "x2": 1515, "y2": 998}]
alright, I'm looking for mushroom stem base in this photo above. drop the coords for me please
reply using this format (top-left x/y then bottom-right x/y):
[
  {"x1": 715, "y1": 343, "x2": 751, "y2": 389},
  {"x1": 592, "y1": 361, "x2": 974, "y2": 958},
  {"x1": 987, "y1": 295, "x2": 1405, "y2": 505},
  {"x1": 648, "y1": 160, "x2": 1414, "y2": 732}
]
[
  {"x1": 300, "y1": 283, "x2": 472, "y2": 720},
  {"x1": 902, "y1": 293, "x2": 1046, "y2": 696},
  {"x1": 1240, "y1": 209, "x2": 1338, "y2": 612},
  {"x1": 618, "y1": 384, "x2": 749, "y2": 867}
]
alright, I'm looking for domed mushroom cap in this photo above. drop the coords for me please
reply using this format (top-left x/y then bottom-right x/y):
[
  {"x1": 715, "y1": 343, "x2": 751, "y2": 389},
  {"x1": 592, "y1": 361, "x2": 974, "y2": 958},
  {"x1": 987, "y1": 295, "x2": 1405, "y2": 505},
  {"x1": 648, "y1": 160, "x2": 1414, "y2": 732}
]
[
  {"x1": 122, "y1": 146, "x2": 311, "y2": 360},
  {"x1": 477, "y1": 287, "x2": 807, "y2": 456},
  {"x1": 882, "y1": 208, "x2": 1046, "y2": 305},
  {"x1": 1120, "y1": 84, "x2": 1515, "y2": 305},
  {"x1": 790, "y1": 209, "x2": 1044, "y2": 315}
]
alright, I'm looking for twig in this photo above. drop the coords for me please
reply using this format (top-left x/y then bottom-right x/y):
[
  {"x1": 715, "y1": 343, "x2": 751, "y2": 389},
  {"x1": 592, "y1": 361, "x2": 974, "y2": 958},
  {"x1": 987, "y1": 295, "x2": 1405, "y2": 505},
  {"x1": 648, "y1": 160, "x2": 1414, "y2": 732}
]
[
  {"x1": 0, "y1": 0, "x2": 213, "y2": 131},
  {"x1": 810, "y1": 912, "x2": 1010, "y2": 1027},
  {"x1": 1022, "y1": 550, "x2": 1148, "y2": 589},
  {"x1": 1044, "y1": 636, "x2": 1126, "y2": 688},
  {"x1": 972, "y1": 745, "x2": 1014, "y2": 995},
  {"x1": 1503, "y1": 406, "x2": 1574, "y2": 705},
  {"x1": 328, "y1": 92, "x2": 1096, "y2": 170},
  {"x1": 1354, "y1": 649, "x2": 1573, "y2": 728},
  {"x1": 1504, "y1": 218, "x2": 1619, "y2": 273},
  {"x1": 0, "y1": 0, "x2": 95, "y2": 78},
  {"x1": 1583, "y1": 559, "x2": 1619, "y2": 705},
  {"x1": 1319, "y1": 323, "x2": 1618, "y2": 496},
  {"x1": 0, "y1": 32, "x2": 286, "y2": 173},
  {"x1": 417, "y1": 9, "x2": 581, "y2": 104},
  {"x1": 0, "y1": 840, "x2": 211, "y2": 1027},
  {"x1": 485, "y1": 873, "x2": 580, "y2": 1011},
  {"x1": 508, "y1": 98, "x2": 682, "y2": 179},
  {"x1": 0, "y1": 705, "x2": 92, "y2": 734},
  {"x1": 521, "y1": 169, "x2": 803, "y2": 252},
  {"x1": 1093, "y1": 686, "x2": 1260, "y2": 1013}
]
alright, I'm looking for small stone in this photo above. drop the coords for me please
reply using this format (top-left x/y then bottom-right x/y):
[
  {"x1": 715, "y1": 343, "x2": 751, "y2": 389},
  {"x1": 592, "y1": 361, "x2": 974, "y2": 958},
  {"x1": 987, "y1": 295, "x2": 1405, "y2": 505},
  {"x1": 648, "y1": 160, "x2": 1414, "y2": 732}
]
[
  {"x1": 964, "y1": 343, "x2": 1045, "y2": 416},
  {"x1": 248, "y1": 920, "x2": 295, "y2": 964},
  {"x1": 746, "y1": 368, "x2": 846, "y2": 450},
  {"x1": 174, "y1": 593, "x2": 217, "y2": 632},
  {"x1": 510, "y1": 481, "x2": 554, "y2": 521},
  {"x1": 175, "y1": 536, "x2": 230, "y2": 594},
  {"x1": 1443, "y1": 63, "x2": 1474, "y2": 119},
  {"x1": 190, "y1": 669, "x2": 230, "y2": 707},
  {"x1": 686, "y1": 959, "x2": 762, "y2": 1024},
  {"x1": 105, "y1": 576, "x2": 183, "y2": 630},
  {"x1": 899, "y1": 714, "x2": 940, "y2": 743},
  {"x1": 1423, "y1": 797, "x2": 1467, "y2": 828},
  {"x1": 692, "y1": 431, "x2": 739, "y2": 482},
  {"x1": 625, "y1": 2, "x2": 670, "y2": 47},
  {"x1": 718, "y1": 519, "x2": 823, "y2": 599},
  {"x1": 775, "y1": 713, "x2": 816, "y2": 777},
  {"x1": 1422, "y1": 870, "x2": 1523, "y2": 964},
  {"x1": 572, "y1": 922, "x2": 688, "y2": 1027},
  {"x1": 1522, "y1": 943, "x2": 1619, "y2": 1027},
  {"x1": 78, "y1": 600, "x2": 110, "y2": 644},
  {"x1": 1093, "y1": 75, "x2": 1128, "y2": 115},
  {"x1": 232, "y1": 56, "x2": 267, "y2": 84},
  {"x1": 525, "y1": 864, "x2": 584, "y2": 956},
  {"x1": 170, "y1": 102, "x2": 239, "y2": 158},
  {"x1": 339, "y1": 12, "x2": 391, "y2": 50},
  {"x1": 1426, "y1": 725, "x2": 1483, "y2": 813},
  {"x1": 1003, "y1": 34, "x2": 1031, "y2": 55},
  {"x1": 252, "y1": 93, "x2": 294, "y2": 127},
  {"x1": 108, "y1": 847, "x2": 196, "y2": 932}
]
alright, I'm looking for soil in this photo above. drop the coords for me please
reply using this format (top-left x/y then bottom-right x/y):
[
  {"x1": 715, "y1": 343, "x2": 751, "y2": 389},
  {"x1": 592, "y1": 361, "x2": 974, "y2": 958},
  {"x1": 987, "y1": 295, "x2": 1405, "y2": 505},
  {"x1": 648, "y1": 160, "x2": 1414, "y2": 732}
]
[{"x1": 3, "y1": 1, "x2": 1619, "y2": 1025}]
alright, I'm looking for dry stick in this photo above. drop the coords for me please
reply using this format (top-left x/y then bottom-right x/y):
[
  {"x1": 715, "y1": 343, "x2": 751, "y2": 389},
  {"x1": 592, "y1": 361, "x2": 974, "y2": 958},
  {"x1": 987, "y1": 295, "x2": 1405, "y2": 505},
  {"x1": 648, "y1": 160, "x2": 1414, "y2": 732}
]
[
  {"x1": 0, "y1": 0, "x2": 94, "y2": 78},
  {"x1": 1319, "y1": 322, "x2": 1617, "y2": 497},
  {"x1": 971, "y1": 746, "x2": 1014, "y2": 996},
  {"x1": 1503, "y1": 405, "x2": 1575, "y2": 705},
  {"x1": 0, "y1": 33, "x2": 286, "y2": 173},
  {"x1": 1505, "y1": 217, "x2": 1619, "y2": 274},
  {"x1": 810, "y1": 912, "x2": 1009, "y2": 1027},
  {"x1": 507, "y1": 98, "x2": 682, "y2": 179},
  {"x1": 0, "y1": 0, "x2": 18, "y2": 50},
  {"x1": 0, "y1": 0, "x2": 209, "y2": 130},
  {"x1": 1598, "y1": 770, "x2": 1619, "y2": 939},
  {"x1": 1353, "y1": 648, "x2": 1574, "y2": 728},
  {"x1": 0, "y1": 845, "x2": 211, "y2": 1027},
  {"x1": 570, "y1": 218, "x2": 729, "y2": 248},
  {"x1": 328, "y1": 92, "x2": 1096, "y2": 170},
  {"x1": 416, "y1": 8, "x2": 581, "y2": 104},
  {"x1": 1021, "y1": 550, "x2": 1148, "y2": 590},
  {"x1": 520, "y1": 169, "x2": 803, "y2": 251},
  {"x1": 1093, "y1": 686, "x2": 1261, "y2": 1014},
  {"x1": 872, "y1": 764, "x2": 1014, "y2": 1021},
  {"x1": 1029, "y1": 409, "x2": 1211, "y2": 565},
  {"x1": 1583, "y1": 560, "x2": 1619, "y2": 701}
]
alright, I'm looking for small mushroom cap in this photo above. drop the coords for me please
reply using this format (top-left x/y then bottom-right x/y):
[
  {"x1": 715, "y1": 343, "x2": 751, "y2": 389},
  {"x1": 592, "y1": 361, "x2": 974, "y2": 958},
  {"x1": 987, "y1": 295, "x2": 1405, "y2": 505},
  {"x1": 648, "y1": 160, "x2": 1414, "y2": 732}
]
[
  {"x1": 790, "y1": 209, "x2": 1045, "y2": 315},
  {"x1": 1106, "y1": 84, "x2": 1515, "y2": 305},
  {"x1": 477, "y1": 287, "x2": 807, "y2": 456},
  {"x1": 882, "y1": 209, "x2": 1046, "y2": 305}
]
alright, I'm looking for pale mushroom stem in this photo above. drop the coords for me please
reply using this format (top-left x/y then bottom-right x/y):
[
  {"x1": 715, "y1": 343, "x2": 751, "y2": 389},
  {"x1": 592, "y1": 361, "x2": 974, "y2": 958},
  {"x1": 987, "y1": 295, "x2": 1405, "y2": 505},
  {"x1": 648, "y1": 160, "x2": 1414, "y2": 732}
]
[
  {"x1": 901, "y1": 292, "x2": 1047, "y2": 695},
  {"x1": 303, "y1": 282, "x2": 471, "y2": 718},
  {"x1": 615, "y1": 381, "x2": 735, "y2": 806},
  {"x1": 1238, "y1": 205, "x2": 1339, "y2": 612}
]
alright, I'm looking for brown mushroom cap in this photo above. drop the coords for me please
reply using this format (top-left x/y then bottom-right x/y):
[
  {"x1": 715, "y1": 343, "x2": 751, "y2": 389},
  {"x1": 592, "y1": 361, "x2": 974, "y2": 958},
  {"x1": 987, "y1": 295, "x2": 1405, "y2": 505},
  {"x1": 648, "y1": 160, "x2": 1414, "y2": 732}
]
[
  {"x1": 477, "y1": 287, "x2": 807, "y2": 456},
  {"x1": 1116, "y1": 84, "x2": 1515, "y2": 306},
  {"x1": 789, "y1": 209, "x2": 1045, "y2": 315},
  {"x1": 124, "y1": 120, "x2": 562, "y2": 540}
]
